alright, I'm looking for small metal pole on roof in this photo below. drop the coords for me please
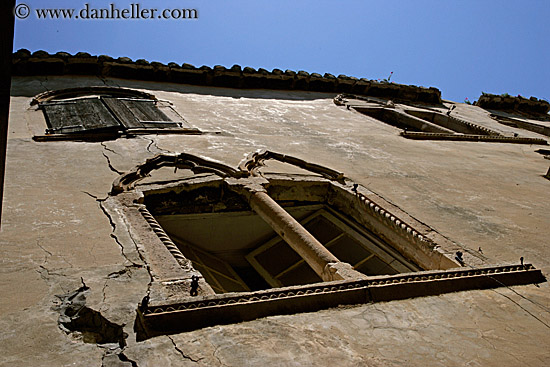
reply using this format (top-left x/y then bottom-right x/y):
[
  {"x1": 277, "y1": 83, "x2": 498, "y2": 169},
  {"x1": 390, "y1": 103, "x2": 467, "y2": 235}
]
[{"x1": 0, "y1": 0, "x2": 16, "y2": 229}]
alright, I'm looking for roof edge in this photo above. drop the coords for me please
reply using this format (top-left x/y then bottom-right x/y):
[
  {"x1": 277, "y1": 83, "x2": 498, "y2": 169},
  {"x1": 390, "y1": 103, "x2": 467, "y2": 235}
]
[{"x1": 12, "y1": 49, "x2": 441, "y2": 104}]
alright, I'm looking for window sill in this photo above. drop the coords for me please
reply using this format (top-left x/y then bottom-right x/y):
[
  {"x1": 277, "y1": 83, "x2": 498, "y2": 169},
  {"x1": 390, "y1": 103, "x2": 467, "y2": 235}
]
[
  {"x1": 32, "y1": 127, "x2": 203, "y2": 142},
  {"x1": 138, "y1": 264, "x2": 544, "y2": 339}
]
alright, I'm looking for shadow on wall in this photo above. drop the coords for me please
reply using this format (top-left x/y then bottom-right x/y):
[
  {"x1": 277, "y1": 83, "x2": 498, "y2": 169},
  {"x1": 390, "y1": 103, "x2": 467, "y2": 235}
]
[{"x1": 10, "y1": 75, "x2": 338, "y2": 101}]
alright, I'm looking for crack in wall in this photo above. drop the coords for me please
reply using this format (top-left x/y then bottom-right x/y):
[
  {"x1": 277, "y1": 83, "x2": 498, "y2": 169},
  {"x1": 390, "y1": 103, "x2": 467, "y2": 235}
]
[
  {"x1": 100, "y1": 264, "x2": 143, "y2": 314},
  {"x1": 101, "y1": 282, "x2": 108, "y2": 305},
  {"x1": 36, "y1": 239, "x2": 53, "y2": 259},
  {"x1": 212, "y1": 345, "x2": 228, "y2": 367},
  {"x1": 115, "y1": 206, "x2": 155, "y2": 343},
  {"x1": 36, "y1": 265, "x2": 70, "y2": 295},
  {"x1": 168, "y1": 336, "x2": 202, "y2": 363},
  {"x1": 34, "y1": 255, "x2": 71, "y2": 293},
  {"x1": 37, "y1": 265, "x2": 67, "y2": 279},
  {"x1": 101, "y1": 142, "x2": 124, "y2": 175},
  {"x1": 101, "y1": 142, "x2": 121, "y2": 156},
  {"x1": 118, "y1": 209, "x2": 154, "y2": 284},
  {"x1": 107, "y1": 265, "x2": 141, "y2": 279},
  {"x1": 118, "y1": 352, "x2": 139, "y2": 367},
  {"x1": 491, "y1": 289, "x2": 550, "y2": 330},
  {"x1": 38, "y1": 77, "x2": 50, "y2": 92},
  {"x1": 141, "y1": 136, "x2": 172, "y2": 155},
  {"x1": 33, "y1": 237, "x2": 73, "y2": 271},
  {"x1": 82, "y1": 191, "x2": 143, "y2": 268},
  {"x1": 100, "y1": 200, "x2": 141, "y2": 267},
  {"x1": 82, "y1": 191, "x2": 104, "y2": 201},
  {"x1": 101, "y1": 348, "x2": 139, "y2": 367}
]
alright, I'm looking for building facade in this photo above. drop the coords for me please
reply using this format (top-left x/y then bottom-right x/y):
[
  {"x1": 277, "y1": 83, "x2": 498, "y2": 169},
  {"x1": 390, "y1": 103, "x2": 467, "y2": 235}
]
[{"x1": 1, "y1": 50, "x2": 549, "y2": 366}]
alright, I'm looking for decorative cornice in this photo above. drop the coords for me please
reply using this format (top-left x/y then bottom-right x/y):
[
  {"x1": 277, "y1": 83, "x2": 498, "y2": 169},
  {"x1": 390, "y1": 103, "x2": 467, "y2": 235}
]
[
  {"x1": 401, "y1": 132, "x2": 548, "y2": 145},
  {"x1": 111, "y1": 153, "x2": 241, "y2": 194},
  {"x1": 238, "y1": 150, "x2": 345, "y2": 182},
  {"x1": 446, "y1": 114, "x2": 499, "y2": 136},
  {"x1": 355, "y1": 191, "x2": 430, "y2": 246},
  {"x1": 12, "y1": 49, "x2": 441, "y2": 104},
  {"x1": 111, "y1": 150, "x2": 347, "y2": 194}
]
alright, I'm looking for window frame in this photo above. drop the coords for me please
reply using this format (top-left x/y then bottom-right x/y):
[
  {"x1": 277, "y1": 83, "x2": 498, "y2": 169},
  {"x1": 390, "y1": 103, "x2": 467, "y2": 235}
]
[
  {"x1": 103, "y1": 154, "x2": 543, "y2": 338},
  {"x1": 335, "y1": 94, "x2": 548, "y2": 145}
]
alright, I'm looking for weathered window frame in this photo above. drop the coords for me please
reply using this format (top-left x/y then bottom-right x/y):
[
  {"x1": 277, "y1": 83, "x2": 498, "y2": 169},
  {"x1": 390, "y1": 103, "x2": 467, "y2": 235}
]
[{"x1": 105, "y1": 150, "x2": 544, "y2": 338}]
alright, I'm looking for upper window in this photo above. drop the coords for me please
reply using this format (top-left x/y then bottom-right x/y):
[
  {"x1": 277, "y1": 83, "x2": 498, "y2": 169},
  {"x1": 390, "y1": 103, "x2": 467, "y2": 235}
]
[
  {"x1": 335, "y1": 94, "x2": 547, "y2": 145},
  {"x1": 32, "y1": 87, "x2": 200, "y2": 141}
]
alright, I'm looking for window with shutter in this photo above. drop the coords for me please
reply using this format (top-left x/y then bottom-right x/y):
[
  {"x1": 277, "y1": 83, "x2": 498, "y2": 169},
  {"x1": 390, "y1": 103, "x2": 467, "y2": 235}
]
[{"x1": 33, "y1": 87, "x2": 199, "y2": 141}]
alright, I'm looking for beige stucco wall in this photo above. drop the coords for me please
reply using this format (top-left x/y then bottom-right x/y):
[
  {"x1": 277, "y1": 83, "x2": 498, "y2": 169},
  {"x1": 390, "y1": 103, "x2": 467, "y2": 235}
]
[{"x1": 1, "y1": 75, "x2": 549, "y2": 366}]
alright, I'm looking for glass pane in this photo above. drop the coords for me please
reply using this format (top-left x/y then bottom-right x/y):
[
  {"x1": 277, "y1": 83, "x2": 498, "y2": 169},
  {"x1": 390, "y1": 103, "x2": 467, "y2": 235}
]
[
  {"x1": 356, "y1": 256, "x2": 398, "y2": 276},
  {"x1": 328, "y1": 235, "x2": 372, "y2": 265},
  {"x1": 254, "y1": 240, "x2": 302, "y2": 276},
  {"x1": 277, "y1": 262, "x2": 322, "y2": 286},
  {"x1": 304, "y1": 216, "x2": 342, "y2": 244},
  {"x1": 215, "y1": 273, "x2": 249, "y2": 293},
  {"x1": 197, "y1": 251, "x2": 235, "y2": 279}
]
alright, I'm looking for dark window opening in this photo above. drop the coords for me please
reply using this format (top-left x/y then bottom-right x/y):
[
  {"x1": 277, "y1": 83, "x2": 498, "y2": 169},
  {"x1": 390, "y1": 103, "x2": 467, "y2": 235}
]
[
  {"x1": 354, "y1": 107, "x2": 426, "y2": 132},
  {"x1": 354, "y1": 106, "x2": 497, "y2": 135},
  {"x1": 154, "y1": 203, "x2": 419, "y2": 294},
  {"x1": 335, "y1": 94, "x2": 547, "y2": 144}
]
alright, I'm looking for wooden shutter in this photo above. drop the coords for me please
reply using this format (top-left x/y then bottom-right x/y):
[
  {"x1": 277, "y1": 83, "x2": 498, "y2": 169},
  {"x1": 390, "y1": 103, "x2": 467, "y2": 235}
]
[
  {"x1": 41, "y1": 98, "x2": 121, "y2": 133},
  {"x1": 103, "y1": 97, "x2": 181, "y2": 129}
]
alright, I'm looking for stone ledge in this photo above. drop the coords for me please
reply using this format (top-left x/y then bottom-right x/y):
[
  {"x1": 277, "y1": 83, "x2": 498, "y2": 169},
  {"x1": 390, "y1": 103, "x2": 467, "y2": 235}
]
[
  {"x1": 401, "y1": 132, "x2": 548, "y2": 145},
  {"x1": 12, "y1": 49, "x2": 441, "y2": 104},
  {"x1": 137, "y1": 264, "x2": 544, "y2": 338}
]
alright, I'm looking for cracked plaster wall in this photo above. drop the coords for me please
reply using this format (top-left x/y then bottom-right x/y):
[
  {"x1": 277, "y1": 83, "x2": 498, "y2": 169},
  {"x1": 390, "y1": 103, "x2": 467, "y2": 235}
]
[{"x1": 0, "y1": 75, "x2": 549, "y2": 366}]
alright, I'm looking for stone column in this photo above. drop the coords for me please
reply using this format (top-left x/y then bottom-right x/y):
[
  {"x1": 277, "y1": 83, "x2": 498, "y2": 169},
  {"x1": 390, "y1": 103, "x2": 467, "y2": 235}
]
[{"x1": 234, "y1": 180, "x2": 365, "y2": 282}]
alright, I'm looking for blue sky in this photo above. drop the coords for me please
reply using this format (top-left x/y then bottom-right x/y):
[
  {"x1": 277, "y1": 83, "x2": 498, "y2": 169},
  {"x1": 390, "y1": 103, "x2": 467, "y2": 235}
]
[{"x1": 13, "y1": 0, "x2": 550, "y2": 103}]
